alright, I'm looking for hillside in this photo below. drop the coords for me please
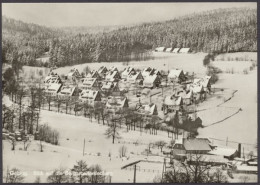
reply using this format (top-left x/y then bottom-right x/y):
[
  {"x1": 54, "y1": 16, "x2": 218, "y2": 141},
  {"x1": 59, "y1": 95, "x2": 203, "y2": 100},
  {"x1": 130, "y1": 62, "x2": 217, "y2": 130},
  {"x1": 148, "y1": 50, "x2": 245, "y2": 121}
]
[{"x1": 2, "y1": 7, "x2": 257, "y2": 68}]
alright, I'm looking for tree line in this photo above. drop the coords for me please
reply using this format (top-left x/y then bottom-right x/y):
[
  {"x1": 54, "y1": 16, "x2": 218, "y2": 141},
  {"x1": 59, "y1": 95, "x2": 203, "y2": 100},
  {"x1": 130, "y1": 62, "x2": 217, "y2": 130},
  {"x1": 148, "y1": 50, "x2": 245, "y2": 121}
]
[{"x1": 2, "y1": 7, "x2": 257, "y2": 68}]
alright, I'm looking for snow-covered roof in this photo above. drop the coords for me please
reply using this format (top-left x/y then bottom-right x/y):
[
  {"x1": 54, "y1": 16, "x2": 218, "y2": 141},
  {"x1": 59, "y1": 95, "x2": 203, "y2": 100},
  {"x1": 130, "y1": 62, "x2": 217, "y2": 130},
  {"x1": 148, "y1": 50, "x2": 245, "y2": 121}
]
[
  {"x1": 121, "y1": 67, "x2": 135, "y2": 78},
  {"x1": 155, "y1": 47, "x2": 166, "y2": 52},
  {"x1": 67, "y1": 68, "x2": 80, "y2": 77},
  {"x1": 127, "y1": 72, "x2": 143, "y2": 82},
  {"x1": 80, "y1": 90, "x2": 100, "y2": 101},
  {"x1": 166, "y1": 48, "x2": 173, "y2": 52},
  {"x1": 183, "y1": 138, "x2": 211, "y2": 151},
  {"x1": 143, "y1": 74, "x2": 159, "y2": 86},
  {"x1": 168, "y1": 69, "x2": 184, "y2": 79},
  {"x1": 179, "y1": 48, "x2": 191, "y2": 53},
  {"x1": 164, "y1": 95, "x2": 182, "y2": 106},
  {"x1": 106, "y1": 97, "x2": 128, "y2": 108},
  {"x1": 81, "y1": 78, "x2": 97, "y2": 88},
  {"x1": 208, "y1": 146, "x2": 237, "y2": 157},
  {"x1": 172, "y1": 48, "x2": 180, "y2": 53},
  {"x1": 105, "y1": 71, "x2": 120, "y2": 81},
  {"x1": 45, "y1": 83, "x2": 62, "y2": 93},
  {"x1": 188, "y1": 84, "x2": 204, "y2": 93},
  {"x1": 136, "y1": 103, "x2": 158, "y2": 115},
  {"x1": 193, "y1": 76, "x2": 211, "y2": 88},
  {"x1": 58, "y1": 86, "x2": 76, "y2": 96},
  {"x1": 98, "y1": 66, "x2": 107, "y2": 74}
]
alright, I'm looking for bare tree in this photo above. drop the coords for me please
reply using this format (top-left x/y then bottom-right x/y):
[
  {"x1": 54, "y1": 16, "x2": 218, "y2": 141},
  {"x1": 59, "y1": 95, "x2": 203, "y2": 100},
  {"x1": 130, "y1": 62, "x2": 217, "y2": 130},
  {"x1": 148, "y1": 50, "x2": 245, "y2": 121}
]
[
  {"x1": 23, "y1": 139, "x2": 31, "y2": 151},
  {"x1": 8, "y1": 138, "x2": 16, "y2": 151},
  {"x1": 155, "y1": 140, "x2": 167, "y2": 152},
  {"x1": 105, "y1": 115, "x2": 121, "y2": 144}
]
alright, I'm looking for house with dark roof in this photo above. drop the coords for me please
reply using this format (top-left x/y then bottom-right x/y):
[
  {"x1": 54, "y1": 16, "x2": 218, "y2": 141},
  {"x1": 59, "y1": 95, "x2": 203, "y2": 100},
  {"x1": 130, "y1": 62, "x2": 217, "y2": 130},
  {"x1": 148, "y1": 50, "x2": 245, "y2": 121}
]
[{"x1": 171, "y1": 138, "x2": 212, "y2": 156}]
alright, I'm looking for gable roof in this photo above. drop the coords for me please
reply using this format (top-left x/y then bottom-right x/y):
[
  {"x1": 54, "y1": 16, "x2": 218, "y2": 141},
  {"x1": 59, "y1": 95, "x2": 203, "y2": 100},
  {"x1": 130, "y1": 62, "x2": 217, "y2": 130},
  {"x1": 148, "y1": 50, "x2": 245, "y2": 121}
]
[
  {"x1": 106, "y1": 97, "x2": 128, "y2": 108},
  {"x1": 136, "y1": 103, "x2": 158, "y2": 115},
  {"x1": 166, "y1": 47, "x2": 173, "y2": 52},
  {"x1": 183, "y1": 138, "x2": 211, "y2": 151},
  {"x1": 168, "y1": 69, "x2": 184, "y2": 79},
  {"x1": 164, "y1": 95, "x2": 183, "y2": 106},
  {"x1": 58, "y1": 86, "x2": 76, "y2": 96},
  {"x1": 127, "y1": 71, "x2": 143, "y2": 82},
  {"x1": 121, "y1": 67, "x2": 135, "y2": 78},
  {"x1": 67, "y1": 68, "x2": 81, "y2": 77},
  {"x1": 81, "y1": 77, "x2": 98, "y2": 88},
  {"x1": 155, "y1": 47, "x2": 166, "y2": 52},
  {"x1": 105, "y1": 71, "x2": 121, "y2": 81},
  {"x1": 80, "y1": 90, "x2": 100, "y2": 101},
  {"x1": 98, "y1": 66, "x2": 108, "y2": 74},
  {"x1": 179, "y1": 48, "x2": 191, "y2": 53},
  {"x1": 143, "y1": 74, "x2": 159, "y2": 84},
  {"x1": 45, "y1": 83, "x2": 62, "y2": 93},
  {"x1": 208, "y1": 146, "x2": 237, "y2": 157},
  {"x1": 172, "y1": 48, "x2": 180, "y2": 53}
]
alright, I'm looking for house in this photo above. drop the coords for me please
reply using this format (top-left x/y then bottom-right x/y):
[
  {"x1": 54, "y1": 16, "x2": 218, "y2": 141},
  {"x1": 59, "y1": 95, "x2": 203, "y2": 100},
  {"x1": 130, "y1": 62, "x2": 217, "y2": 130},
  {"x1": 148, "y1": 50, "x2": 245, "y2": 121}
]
[
  {"x1": 79, "y1": 90, "x2": 102, "y2": 107},
  {"x1": 172, "y1": 138, "x2": 212, "y2": 156},
  {"x1": 106, "y1": 97, "x2": 129, "y2": 114},
  {"x1": 193, "y1": 76, "x2": 211, "y2": 93},
  {"x1": 143, "y1": 74, "x2": 161, "y2": 88},
  {"x1": 80, "y1": 78, "x2": 100, "y2": 90},
  {"x1": 58, "y1": 85, "x2": 79, "y2": 99},
  {"x1": 105, "y1": 71, "x2": 121, "y2": 82},
  {"x1": 142, "y1": 67, "x2": 155, "y2": 78},
  {"x1": 168, "y1": 69, "x2": 186, "y2": 83},
  {"x1": 127, "y1": 71, "x2": 144, "y2": 84},
  {"x1": 176, "y1": 90, "x2": 194, "y2": 105},
  {"x1": 86, "y1": 70, "x2": 101, "y2": 80},
  {"x1": 166, "y1": 47, "x2": 173, "y2": 52},
  {"x1": 45, "y1": 83, "x2": 62, "y2": 96},
  {"x1": 154, "y1": 47, "x2": 166, "y2": 52},
  {"x1": 98, "y1": 66, "x2": 108, "y2": 78},
  {"x1": 44, "y1": 72, "x2": 62, "y2": 84},
  {"x1": 101, "y1": 82, "x2": 120, "y2": 92},
  {"x1": 172, "y1": 48, "x2": 181, "y2": 53},
  {"x1": 66, "y1": 68, "x2": 81, "y2": 80},
  {"x1": 208, "y1": 146, "x2": 239, "y2": 160},
  {"x1": 135, "y1": 103, "x2": 158, "y2": 121},
  {"x1": 179, "y1": 48, "x2": 191, "y2": 53},
  {"x1": 108, "y1": 66, "x2": 118, "y2": 72},
  {"x1": 162, "y1": 95, "x2": 183, "y2": 114},
  {"x1": 121, "y1": 67, "x2": 135, "y2": 79}
]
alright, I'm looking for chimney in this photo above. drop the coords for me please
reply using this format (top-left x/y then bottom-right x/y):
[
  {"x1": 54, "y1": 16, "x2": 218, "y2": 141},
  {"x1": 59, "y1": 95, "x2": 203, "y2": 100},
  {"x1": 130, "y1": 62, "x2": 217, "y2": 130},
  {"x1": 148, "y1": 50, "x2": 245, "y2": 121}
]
[{"x1": 238, "y1": 143, "x2": 241, "y2": 158}]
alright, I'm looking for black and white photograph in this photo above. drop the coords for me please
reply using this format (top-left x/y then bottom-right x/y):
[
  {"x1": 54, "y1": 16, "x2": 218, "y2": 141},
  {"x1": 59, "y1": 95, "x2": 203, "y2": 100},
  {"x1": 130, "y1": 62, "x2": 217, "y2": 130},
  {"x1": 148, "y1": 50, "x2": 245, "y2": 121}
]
[{"x1": 1, "y1": 2, "x2": 258, "y2": 183}]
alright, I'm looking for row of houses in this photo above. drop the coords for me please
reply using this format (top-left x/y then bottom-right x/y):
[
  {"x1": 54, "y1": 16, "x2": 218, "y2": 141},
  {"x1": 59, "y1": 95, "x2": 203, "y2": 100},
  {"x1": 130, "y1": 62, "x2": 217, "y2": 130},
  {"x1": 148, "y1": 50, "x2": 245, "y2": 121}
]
[{"x1": 155, "y1": 47, "x2": 191, "y2": 53}]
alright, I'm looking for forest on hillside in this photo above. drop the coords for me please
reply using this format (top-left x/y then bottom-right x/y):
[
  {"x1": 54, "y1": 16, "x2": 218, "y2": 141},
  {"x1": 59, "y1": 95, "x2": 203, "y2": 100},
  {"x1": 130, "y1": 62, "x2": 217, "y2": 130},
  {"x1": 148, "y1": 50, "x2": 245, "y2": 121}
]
[{"x1": 2, "y1": 7, "x2": 257, "y2": 68}]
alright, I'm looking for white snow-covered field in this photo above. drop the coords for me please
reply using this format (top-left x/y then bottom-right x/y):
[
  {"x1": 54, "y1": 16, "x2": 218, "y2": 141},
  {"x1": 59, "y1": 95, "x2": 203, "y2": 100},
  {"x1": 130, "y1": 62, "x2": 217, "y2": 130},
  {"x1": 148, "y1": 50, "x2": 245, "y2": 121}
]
[{"x1": 53, "y1": 52, "x2": 208, "y2": 76}]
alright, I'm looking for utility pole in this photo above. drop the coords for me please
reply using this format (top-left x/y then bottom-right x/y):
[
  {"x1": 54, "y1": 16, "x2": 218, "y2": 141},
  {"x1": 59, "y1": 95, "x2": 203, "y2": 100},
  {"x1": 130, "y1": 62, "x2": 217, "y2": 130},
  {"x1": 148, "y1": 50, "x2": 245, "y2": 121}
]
[
  {"x1": 161, "y1": 158, "x2": 166, "y2": 181},
  {"x1": 83, "y1": 138, "x2": 85, "y2": 156},
  {"x1": 133, "y1": 164, "x2": 137, "y2": 183}
]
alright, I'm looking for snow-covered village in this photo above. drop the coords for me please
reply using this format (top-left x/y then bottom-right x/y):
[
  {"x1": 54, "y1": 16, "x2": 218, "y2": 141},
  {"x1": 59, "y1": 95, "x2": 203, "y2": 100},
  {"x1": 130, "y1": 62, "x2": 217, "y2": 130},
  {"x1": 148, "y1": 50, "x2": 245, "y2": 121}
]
[{"x1": 2, "y1": 2, "x2": 258, "y2": 183}]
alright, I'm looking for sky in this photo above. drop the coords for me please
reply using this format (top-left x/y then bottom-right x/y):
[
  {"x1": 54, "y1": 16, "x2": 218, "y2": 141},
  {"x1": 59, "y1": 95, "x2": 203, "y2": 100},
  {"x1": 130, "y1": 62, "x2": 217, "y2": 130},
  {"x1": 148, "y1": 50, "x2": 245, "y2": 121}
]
[{"x1": 2, "y1": 2, "x2": 257, "y2": 28}]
